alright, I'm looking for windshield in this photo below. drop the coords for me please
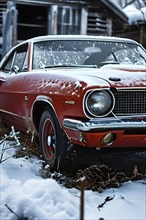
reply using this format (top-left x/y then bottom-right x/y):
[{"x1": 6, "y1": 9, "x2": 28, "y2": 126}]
[{"x1": 32, "y1": 40, "x2": 146, "y2": 69}]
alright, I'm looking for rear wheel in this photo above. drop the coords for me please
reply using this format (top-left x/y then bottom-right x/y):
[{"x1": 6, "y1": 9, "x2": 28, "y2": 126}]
[{"x1": 39, "y1": 109, "x2": 68, "y2": 170}]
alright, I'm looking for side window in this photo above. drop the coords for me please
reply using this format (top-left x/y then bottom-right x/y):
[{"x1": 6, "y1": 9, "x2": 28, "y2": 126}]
[
  {"x1": 12, "y1": 43, "x2": 28, "y2": 73},
  {"x1": 13, "y1": 51, "x2": 27, "y2": 71},
  {"x1": 2, "y1": 53, "x2": 15, "y2": 73},
  {"x1": 1, "y1": 43, "x2": 28, "y2": 74}
]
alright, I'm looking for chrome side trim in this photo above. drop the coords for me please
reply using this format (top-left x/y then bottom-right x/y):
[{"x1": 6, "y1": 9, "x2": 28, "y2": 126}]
[
  {"x1": 0, "y1": 109, "x2": 19, "y2": 117},
  {"x1": 116, "y1": 87, "x2": 146, "y2": 91},
  {"x1": 63, "y1": 115, "x2": 146, "y2": 132}
]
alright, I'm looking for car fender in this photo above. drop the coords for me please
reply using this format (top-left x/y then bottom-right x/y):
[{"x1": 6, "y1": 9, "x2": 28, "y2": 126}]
[{"x1": 32, "y1": 95, "x2": 60, "y2": 132}]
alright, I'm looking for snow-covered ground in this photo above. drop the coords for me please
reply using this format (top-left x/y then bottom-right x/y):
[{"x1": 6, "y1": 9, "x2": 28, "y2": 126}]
[{"x1": 0, "y1": 140, "x2": 146, "y2": 220}]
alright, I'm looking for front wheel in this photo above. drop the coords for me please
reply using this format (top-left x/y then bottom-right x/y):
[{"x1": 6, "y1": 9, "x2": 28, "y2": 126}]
[{"x1": 39, "y1": 109, "x2": 68, "y2": 170}]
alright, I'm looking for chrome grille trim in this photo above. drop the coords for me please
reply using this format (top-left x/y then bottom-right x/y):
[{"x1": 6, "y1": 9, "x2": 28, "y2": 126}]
[{"x1": 113, "y1": 89, "x2": 146, "y2": 116}]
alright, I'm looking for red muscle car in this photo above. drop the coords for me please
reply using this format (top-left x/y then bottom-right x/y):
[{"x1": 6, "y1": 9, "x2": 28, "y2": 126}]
[{"x1": 0, "y1": 35, "x2": 146, "y2": 168}]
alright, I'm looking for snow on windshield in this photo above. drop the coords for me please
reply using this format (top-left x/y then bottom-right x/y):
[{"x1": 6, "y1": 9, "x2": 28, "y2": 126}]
[{"x1": 32, "y1": 40, "x2": 146, "y2": 69}]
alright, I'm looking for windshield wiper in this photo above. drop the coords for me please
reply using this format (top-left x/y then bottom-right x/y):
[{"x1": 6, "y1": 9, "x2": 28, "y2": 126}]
[
  {"x1": 44, "y1": 64, "x2": 98, "y2": 68},
  {"x1": 99, "y1": 61, "x2": 120, "y2": 67}
]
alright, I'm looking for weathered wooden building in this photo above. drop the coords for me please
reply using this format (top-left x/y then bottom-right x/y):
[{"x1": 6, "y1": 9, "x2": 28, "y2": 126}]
[
  {"x1": 114, "y1": 0, "x2": 146, "y2": 49},
  {"x1": 0, "y1": 0, "x2": 145, "y2": 58}
]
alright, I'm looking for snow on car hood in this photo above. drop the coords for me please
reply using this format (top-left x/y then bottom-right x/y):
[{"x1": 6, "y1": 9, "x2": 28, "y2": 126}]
[
  {"x1": 99, "y1": 64, "x2": 146, "y2": 87},
  {"x1": 45, "y1": 64, "x2": 146, "y2": 88}
]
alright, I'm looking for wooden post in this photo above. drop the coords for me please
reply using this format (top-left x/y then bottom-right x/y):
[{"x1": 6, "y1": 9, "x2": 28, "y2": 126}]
[
  {"x1": 79, "y1": 177, "x2": 86, "y2": 220},
  {"x1": 140, "y1": 24, "x2": 146, "y2": 48}
]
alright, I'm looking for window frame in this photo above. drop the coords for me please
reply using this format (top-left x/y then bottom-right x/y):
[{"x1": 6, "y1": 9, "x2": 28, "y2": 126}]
[{"x1": 1, "y1": 43, "x2": 28, "y2": 74}]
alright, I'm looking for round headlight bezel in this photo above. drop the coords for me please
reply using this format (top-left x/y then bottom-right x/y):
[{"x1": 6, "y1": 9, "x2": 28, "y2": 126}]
[{"x1": 84, "y1": 89, "x2": 115, "y2": 118}]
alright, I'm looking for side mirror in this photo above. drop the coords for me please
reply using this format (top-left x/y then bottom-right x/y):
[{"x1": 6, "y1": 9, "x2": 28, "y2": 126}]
[
  {"x1": 12, "y1": 65, "x2": 19, "y2": 74},
  {"x1": 0, "y1": 76, "x2": 6, "y2": 83}
]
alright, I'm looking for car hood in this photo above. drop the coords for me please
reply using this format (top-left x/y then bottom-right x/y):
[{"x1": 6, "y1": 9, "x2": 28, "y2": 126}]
[
  {"x1": 97, "y1": 64, "x2": 146, "y2": 88},
  {"x1": 45, "y1": 64, "x2": 146, "y2": 88}
]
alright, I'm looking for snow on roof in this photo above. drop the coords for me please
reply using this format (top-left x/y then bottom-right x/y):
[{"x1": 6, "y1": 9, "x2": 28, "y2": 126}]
[
  {"x1": 123, "y1": 5, "x2": 146, "y2": 25},
  {"x1": 105, "y1": 0, "x2": 146, "y2": 25}
]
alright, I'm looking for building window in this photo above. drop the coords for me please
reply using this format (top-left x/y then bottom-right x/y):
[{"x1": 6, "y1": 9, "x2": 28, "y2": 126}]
[{"x1": 57, "y1": 6, "x2": 81, "y2": 35}]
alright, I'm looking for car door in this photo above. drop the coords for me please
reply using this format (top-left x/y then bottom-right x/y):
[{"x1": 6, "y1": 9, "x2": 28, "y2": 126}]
[{"x1": 0, "y1": 43, "x2": 29, "y2": 131}]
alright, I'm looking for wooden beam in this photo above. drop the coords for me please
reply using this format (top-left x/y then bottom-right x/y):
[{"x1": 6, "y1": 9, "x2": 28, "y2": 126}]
[{"x1": 140, "y1": 24, "x2": 146, "y2": 48}]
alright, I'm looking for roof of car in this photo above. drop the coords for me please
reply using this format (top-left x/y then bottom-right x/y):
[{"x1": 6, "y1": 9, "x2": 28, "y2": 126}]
[
  {"x1": 2, "y1": 35, "x2": 141, "y2": 59},
  {"x1": 28, "y1": 35, "x2": 138, "y2": 44}
]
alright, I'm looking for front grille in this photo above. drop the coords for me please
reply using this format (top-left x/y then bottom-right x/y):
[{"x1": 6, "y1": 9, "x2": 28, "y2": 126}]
[{"x1": 113, "y1": 89, "x2": 146, "y2": 116}]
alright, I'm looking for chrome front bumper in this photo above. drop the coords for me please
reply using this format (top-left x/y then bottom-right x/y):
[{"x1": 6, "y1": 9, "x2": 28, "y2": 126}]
[{"x1": 63, "y1": 115, "x2": 146, "y2": 132}]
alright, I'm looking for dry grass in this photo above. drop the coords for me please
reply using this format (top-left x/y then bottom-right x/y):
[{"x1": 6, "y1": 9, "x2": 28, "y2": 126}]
[{"x1": 1, "y1": 124, "x2": 146, "y2": 192}]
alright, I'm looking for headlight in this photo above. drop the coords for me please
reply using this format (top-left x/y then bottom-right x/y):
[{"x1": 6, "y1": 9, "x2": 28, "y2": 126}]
[{"x1": 85, "y1": 90, "x2": 114, "y2": 117}]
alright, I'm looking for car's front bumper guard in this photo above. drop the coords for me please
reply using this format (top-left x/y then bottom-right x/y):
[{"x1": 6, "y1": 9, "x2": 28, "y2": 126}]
[{"x1": 63, "y1": 115, "x2": 146, "y2": 132}]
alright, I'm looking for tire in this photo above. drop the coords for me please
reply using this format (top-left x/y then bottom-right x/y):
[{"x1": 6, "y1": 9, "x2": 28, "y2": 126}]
[{"x1": 39, "y1": 109, "x2": 68, "y2": 170}]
